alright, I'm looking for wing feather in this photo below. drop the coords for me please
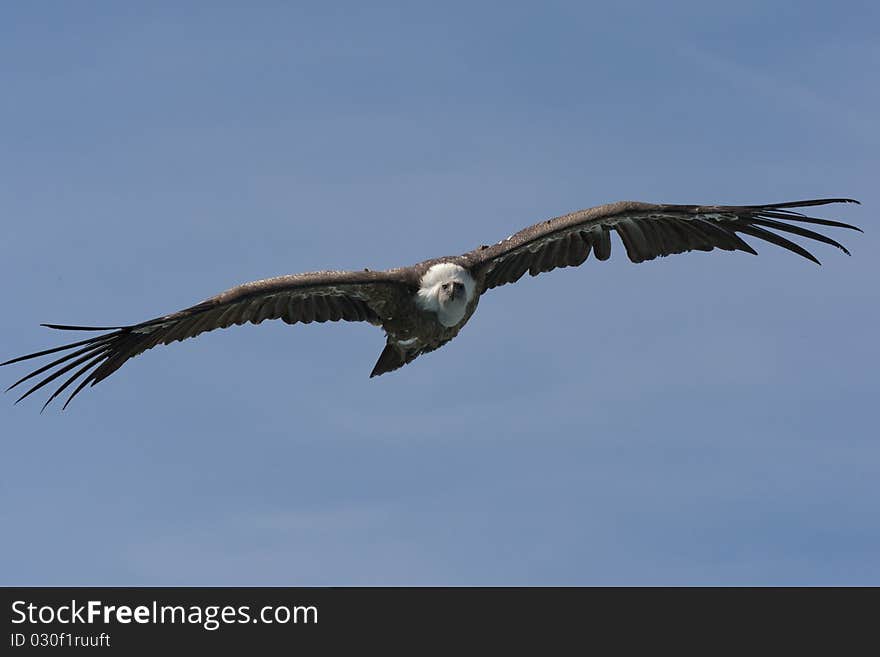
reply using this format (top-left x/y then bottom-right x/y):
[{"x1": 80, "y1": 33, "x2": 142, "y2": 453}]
[
  {"x1": 592, "y1": 226, "x2": 613, "y2": 261},
  {"x1": 299, "y1": 296, "x2": 316, "y2": 323},
  {"x1": 733, "y1": 224, "x2": 820, "y2": 264},
  {"x1": 749, "y1": 217, "x2": 850, "y2": 254},
  {"x1": 14, "y1": 346, "x2": 110, "y2": 407},
  {"x1": 565, "y1": 232, "x2": 588, "y2": 266},
  {"x1": 503, "y1": 253, "x2": 532, "y2": 285},
  {"x1": 466, "y1": 199, "x2": 860, "y2": 291}
]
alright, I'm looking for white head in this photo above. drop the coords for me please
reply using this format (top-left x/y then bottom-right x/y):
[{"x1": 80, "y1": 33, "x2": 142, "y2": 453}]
[{"x1": 416, "y1": 262, "x2": 476, "y2": 327}]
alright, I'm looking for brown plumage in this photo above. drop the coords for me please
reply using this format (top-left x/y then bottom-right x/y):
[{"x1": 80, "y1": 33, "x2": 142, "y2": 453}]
[
  {"x1": 463, "y1": 199, "x2": 860, "y2": 290},
  {"x1": 2, "y1": 198, "x2": 862, "y2": 410}
]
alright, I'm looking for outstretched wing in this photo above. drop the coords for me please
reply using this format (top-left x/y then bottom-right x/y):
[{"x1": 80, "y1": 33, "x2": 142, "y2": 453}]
[
  {"x1": 462, "y1": 199, "x2": 861, "y2": 292},
  {"x1": 2, "y1": 269, "x2": 412, "y2": 410}
]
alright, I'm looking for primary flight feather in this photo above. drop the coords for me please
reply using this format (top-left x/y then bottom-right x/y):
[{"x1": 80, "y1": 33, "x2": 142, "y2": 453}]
[{"x1": 2, "y1": 198, "x2": 862, "y2": 410}]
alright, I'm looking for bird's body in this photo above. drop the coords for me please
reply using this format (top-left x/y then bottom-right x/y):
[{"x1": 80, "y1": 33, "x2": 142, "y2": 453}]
[{"x1": 2, "y1": 198, "x2": 862, "y2": 410}]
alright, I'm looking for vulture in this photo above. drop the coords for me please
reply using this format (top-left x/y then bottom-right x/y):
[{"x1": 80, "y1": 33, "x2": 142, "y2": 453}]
[{"x1": 2, "y1": 198, "x2": 862, "y2": 410}]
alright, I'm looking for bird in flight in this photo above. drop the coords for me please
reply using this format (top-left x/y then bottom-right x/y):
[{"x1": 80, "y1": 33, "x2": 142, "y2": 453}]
[{"x1": 2, "y1": 198, "x2": 861, "y2": 410}]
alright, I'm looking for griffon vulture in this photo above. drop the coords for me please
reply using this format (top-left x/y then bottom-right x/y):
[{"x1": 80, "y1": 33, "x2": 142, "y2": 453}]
[{"x1": 2, "y1": 198, "x2": 862, "y2": 410}]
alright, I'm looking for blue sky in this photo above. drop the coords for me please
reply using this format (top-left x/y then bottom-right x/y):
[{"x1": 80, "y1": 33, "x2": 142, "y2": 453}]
[{"x1": 1, "y1": 1, "x2": 877, "y2": 585}]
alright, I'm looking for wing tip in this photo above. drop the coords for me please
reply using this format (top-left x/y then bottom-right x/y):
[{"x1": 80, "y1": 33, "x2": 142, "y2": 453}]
[
  {"x1": 41, "y1": 323, "x2": 127, "y2": 331},
  {"x1": 764, "y1": 197, "x2": 861, "y2": 207},
  {"x1": 4, "y1": 327, "x2": 127, "y2": 410},
  {"x1": 758, "y1": 197, "x2": 862, "y2": 230}
]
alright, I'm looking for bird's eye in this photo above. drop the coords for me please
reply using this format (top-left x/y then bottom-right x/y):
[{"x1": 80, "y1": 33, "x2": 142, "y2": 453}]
[{"x1": 442, "y1": 283, "x2": 449, "y2": 290}]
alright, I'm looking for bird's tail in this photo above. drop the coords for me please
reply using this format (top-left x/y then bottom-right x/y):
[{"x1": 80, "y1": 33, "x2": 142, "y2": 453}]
[{"x1": 370, "y1": 343, "x2": 406, "y2": 378}]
